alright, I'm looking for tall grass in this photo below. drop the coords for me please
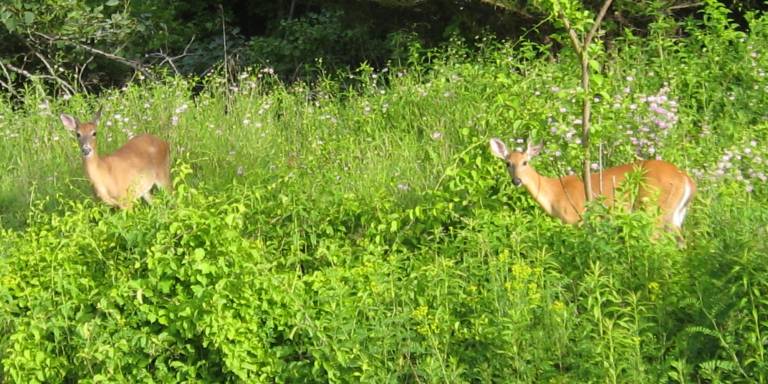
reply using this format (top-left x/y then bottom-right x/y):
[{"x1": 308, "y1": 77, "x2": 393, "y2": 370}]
[{"x1": 1, "y1": 9, "x2": 768, "y2": 383}]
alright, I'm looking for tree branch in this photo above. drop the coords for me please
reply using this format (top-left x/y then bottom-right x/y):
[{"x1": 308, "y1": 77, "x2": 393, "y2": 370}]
[
  {"x1": 77, "y1": 55, "x2": 96, "y2": 90},
  {"x1": 668, "y1": 2, "x2": 704, "y2": 11},
  {"x1": 33, "y1": 32, "x2": 152, "y2": 78},
  {"x1": 0, "y1": 61, "x2": 21, "y2": 99},
  {"x1": 585, "y1": 0, "x2": 614, "y2": 49},
  {"x1": 145, "y1": 36, "x2": 195, "y2": 75},
  {"x1": 2, "y1": 59, "x2": 74, "y2": 95},
  {"x1": 559, "y1": 13, "x2": 583, "y2": 57},
  {"x1": 33, "y1": 51, "x2": 76, "y2": 95}
]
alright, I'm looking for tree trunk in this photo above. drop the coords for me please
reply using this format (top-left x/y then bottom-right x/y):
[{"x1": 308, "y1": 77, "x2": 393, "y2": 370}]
[{"x1": 581, "y1": 54, "x2": 593, "y2": 202}]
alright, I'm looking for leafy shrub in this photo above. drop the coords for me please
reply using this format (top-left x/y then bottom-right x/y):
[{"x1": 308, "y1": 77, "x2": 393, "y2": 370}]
[
  {"x1": 244, "y1": 9, "x2": 390, "y2": 81},
  {"x1": 2, "y1": 6, "x2": 768, "y2": 382}
]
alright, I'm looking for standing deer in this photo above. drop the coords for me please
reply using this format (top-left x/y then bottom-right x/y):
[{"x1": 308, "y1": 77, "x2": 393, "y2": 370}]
[
  {"x1": 60, "y1": 109, "x2": 172, "y2": 209},
  {"x1": 489, "y1": 138, "x2": 696, "y2": 243}
]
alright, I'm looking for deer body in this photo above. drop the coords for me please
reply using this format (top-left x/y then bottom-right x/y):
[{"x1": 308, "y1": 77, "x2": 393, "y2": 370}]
[
  {"x1": 490, "y1": 138, "x2": 695, "y2": 233},
  {"x1": 61, "y1": 110, "x2": 171, "y2": 209}
]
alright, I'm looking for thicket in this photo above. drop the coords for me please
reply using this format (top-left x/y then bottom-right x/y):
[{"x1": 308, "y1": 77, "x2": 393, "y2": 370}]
[
  {"x1": 1, "y1": 2, "x2": 768, "y2": 383},
  {"x1": 2, "y1": 0, "x2": 767, "y2": 96}
]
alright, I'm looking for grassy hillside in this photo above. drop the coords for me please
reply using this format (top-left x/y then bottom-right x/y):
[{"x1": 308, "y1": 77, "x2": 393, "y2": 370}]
[{"x1": 1, "y1": 14, "x2": 768, "y2": 383}]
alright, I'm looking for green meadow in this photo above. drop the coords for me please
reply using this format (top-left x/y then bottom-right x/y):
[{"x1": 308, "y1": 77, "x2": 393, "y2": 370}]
[{"x1": 1, "y1": 12, "x2": 768, "y2": 384}]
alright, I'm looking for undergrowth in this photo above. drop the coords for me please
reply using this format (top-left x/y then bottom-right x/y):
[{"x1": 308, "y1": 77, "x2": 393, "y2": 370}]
[{"x1": 1, "y1": 7, "x2": 768, "y2": 383}]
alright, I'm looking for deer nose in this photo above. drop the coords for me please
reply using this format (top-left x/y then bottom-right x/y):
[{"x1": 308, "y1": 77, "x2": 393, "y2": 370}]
[
  {"x1": 512, "y1": 177, "x2": 522, "y2": 187},
  {"x1": 81, "y1": 145, "x2": 93, "y2": 157}
]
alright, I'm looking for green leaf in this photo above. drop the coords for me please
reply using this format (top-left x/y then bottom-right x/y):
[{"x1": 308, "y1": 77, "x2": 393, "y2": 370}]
[
  {"x1": 592, "y1": 73, "x2": 604, "y2": 87},
  {"x1": 588, "y1": 59, "x2": 600, "y2": 72},
  {"x1": 1, "y1": 17, "x2": 16, "y2": 33},
  {"x1": 23, "y1": 11, "x2": 34, "y2": 25},
  {"x1": 105, "y1": 0, "x2": 120, "y2": 5}
]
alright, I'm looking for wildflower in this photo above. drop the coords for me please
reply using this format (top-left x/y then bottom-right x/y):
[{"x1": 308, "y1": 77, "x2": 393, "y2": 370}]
[
  {"x1": 397, "y1": 183, "x2": 410, "y2": 191},
  {"x1": 431, "y1": 131, "x2": 443, "y2": 141}
]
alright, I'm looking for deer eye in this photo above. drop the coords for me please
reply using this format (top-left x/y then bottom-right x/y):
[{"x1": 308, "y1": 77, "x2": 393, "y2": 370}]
[
  {"x1": 522, "y1": 161, "x2": 528, "y2": 166},
  {"x1": 93, "y1": 131, "x2": 97, "y2": 137},
  {"x1": 76, "y1": 132, "x2": 81, "y2": 138}
]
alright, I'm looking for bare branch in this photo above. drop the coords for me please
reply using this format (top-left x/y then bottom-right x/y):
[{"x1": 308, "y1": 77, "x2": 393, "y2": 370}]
[
  {"x1": 3, "y1": 59, "x2": 75, "y2": 96},
  {"x1": 77, "y1": 55, "x2": 96, "y2": 91},
  {"x1": 33, "y1": 32, "x2": 152, "y2": 78},
  {"x1": 585, "y1": 0, "x2": 614, "y2": 49},
  {"x1": 145, "y1": 36, "x2": 195, "y2": 75},
  {"x1": 2, "y1": 61, "x2": 36, "y2": 78},
  {"x1": 668, "y1": 2, "x2": 703, "y2": 11},
  {"x1": 33, "y1": 51, "x2": 76, "y2": 95},
  {"x1": 0, "y1": 61, "x2": 21, "y2": 98},
  {"x1": 559, "y1": 13, "x2": 583, "y2": 56}
]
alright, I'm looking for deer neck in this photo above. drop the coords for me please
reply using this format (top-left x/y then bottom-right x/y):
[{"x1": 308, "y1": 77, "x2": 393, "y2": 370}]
[
  {"x1": 83, "y1": 150, "x2": 106, "y2": 184},
  {"x1": 521, "y1": 169, "x2": 560, "y2": 217}
]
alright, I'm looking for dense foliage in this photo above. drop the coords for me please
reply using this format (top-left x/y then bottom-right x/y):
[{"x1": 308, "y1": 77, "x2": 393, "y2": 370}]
[
  {"x1": 2, "y1": 2, "x2": 768, "y2": 383},
  {"x1": 2, "y1": 0, "x2": 767, "y2": 96}
]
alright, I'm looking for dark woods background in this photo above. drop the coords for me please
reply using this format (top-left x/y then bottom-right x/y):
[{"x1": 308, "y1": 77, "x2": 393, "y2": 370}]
[{"x1": 1, "y1": 0, "x2": 767, "y2": 97}]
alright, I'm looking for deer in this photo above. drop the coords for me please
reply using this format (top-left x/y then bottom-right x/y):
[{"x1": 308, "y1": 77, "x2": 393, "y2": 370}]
[
  {"x1": 489, "y1": 138, "x2": 696, "y2": 245},
  {"x1": 60, "y1": 109, "x2": 172, "y2": 209}
]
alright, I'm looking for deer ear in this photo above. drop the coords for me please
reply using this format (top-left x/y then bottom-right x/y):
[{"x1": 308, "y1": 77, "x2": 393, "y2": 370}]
[
  {"x1": 489, "y1": 138, "x2": 509, "y2": 159},
  {"x1": 60, "y1": 114, "x2": 78, "y2": 132},
  {"x1": 526, "y1": 142, "x2": 543, "y2": 157},
  {"x1": 91, "y1": 107, "x2": 102, "y2": 125}
]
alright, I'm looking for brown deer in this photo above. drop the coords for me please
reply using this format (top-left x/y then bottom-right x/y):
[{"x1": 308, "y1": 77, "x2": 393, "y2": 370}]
[
  {"x1": 490, "y1": 138, "x2": 696, "y2": 243},
  {"x1": 60, "y1": 109, "x2": 171, "y2": 209}
]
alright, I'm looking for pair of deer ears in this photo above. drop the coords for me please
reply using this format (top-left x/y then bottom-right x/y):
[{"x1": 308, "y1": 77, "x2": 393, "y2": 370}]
[
  {"x1": 489, "y1": 138, "x2": 543, "y2": 159},
  {"x1": 60, "y1": 108, "x2": 102, "y2": 132}
]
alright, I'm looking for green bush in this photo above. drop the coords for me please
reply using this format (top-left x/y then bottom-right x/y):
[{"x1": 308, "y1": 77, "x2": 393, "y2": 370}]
[{"x1": 2, "y1": 6, "x2": 768, "y2": 382}]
